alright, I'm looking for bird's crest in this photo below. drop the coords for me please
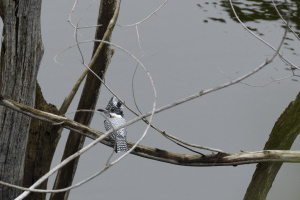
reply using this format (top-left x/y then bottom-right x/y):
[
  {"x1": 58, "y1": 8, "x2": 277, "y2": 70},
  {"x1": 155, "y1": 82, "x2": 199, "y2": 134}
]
[{"x1": 105, "y1": 96, "x2": 124, "y2": 116}]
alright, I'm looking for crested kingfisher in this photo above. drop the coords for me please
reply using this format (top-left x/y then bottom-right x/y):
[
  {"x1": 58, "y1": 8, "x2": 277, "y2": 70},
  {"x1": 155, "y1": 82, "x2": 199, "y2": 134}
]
[{"x1": 97, "y1": 97, "x2": 128, "y2": 153}]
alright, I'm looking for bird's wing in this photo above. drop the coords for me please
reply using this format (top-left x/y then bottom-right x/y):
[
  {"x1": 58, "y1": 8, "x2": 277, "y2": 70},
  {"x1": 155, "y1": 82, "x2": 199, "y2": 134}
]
[
  {"x1": 116, "y1": 118, "x2": 127, "y2": 138},
  {"x1": 104, "y1": 119, "x2": 112, "y2": 131},
  {"x1": 117, "y1": 127, "x2": 127, "y2": 138}
]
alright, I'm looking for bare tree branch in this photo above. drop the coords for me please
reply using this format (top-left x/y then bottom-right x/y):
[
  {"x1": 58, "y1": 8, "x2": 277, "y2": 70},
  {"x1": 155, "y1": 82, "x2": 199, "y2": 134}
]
[
  {"x1": 0, "y1": 91, "x2": 299, "y2": 197},
  {"x1": 1, "y1": 94, "x2": 300, "y2": 168},
  {"x1": 0, "y1": 149, "x2": 299, "y2": 196},
  {"x1": 229, "y1": 0, "x2": 299, "y2": 70},
  {"x1": 50, "y1": 1, "x2": 121, "y2": 200},
  {"x1": 57, "y1": 32, "x2": 282, "y2": 155},
  {"x1": 272, "y1": 0, "x2": 300, "y2": 41},
  {"x1": 118, "y1": 0, "x2": 168, "y2": 27}
]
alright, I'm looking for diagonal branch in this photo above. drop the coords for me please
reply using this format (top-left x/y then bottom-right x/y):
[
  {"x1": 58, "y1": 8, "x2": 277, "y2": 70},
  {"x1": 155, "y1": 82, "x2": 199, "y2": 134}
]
[
  {"x1": 0, "y1": 149, "x2": 299, "y2": 197},
  {"x1": 1, "y1": 94, "x2": 300, "y2": 170},
  {"x1": 50, "y1": 1, "x2": 121, "y2": 200},
  {"x1": 243, "y1": 91, "x2": 300, "y2": 200},
  {"x1": 229, "y1": 0, "x2": 299, "y2": 70}
]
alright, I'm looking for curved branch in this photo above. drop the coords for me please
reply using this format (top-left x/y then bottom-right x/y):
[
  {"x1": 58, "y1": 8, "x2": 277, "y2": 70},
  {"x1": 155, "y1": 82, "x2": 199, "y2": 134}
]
[
  {"x1": 1, "y1": 94, "x2": 300, "y2": 168},
  {"x1": 229, "y1": 0, "x2": 299, "y2": 70},
  {"x1": 0, "y1": 150, "x2": 299, "y2": 196},
  {"x1": 118, "y1": 0, "x2": 168, "y2": 27},
  {"x1": 49, "y1": 1, "x2": 122, "y2": 200}
]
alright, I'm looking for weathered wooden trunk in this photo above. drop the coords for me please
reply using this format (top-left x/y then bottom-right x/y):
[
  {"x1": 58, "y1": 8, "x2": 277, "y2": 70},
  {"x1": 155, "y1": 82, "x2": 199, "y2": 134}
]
[
  {"x1": 0, "y1": 1, "x2": 43, "y2": 199},
  {"x1": 50, "y1": 0, "x2": 117, "y2": 199}
]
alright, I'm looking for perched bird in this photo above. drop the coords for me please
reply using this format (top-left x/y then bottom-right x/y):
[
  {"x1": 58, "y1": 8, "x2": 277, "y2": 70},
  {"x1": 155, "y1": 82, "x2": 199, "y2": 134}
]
[{"x1": 98, "y1": 97, "x2": 128, "y2": 153}]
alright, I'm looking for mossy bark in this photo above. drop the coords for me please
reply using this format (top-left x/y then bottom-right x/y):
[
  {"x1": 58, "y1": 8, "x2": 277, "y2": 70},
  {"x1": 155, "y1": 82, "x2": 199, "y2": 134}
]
[{"x1": 244, "y1": 92, "x2": 300, "y2": 200}]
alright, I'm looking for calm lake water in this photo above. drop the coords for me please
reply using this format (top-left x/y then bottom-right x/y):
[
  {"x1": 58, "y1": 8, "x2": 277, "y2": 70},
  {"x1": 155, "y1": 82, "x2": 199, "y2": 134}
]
[{"x1": 32, "y1": 0, "x2": 300, "y2": 199}]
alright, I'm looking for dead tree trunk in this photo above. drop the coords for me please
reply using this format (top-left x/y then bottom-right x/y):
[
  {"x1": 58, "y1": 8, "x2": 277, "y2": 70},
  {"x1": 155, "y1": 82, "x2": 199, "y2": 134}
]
[
  {"x1": 23, "y1": 83, "x2": 60, "y2": 200},
  {"x1": 50, "y1": 0, "x2": 118, "y2": 199},
  {"x1": 244, "y1": 92, "x2": 300, "y2": 200},
  {"x1": 0, "y1": 0, "x2": 43, "y2": 199}
]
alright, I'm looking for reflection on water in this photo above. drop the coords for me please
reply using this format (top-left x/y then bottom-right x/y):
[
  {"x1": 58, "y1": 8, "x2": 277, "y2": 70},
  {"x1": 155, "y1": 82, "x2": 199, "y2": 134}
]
[
  {"x1": 198, "y1": 0, "x2": 300, "y2": 37},
  {"x1": 198, "y1": 0, "x2": 299, "y2": 79}
]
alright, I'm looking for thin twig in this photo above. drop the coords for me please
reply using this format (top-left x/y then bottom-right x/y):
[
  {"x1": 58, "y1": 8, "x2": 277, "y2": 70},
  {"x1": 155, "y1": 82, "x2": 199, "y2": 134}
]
[
  {"x1": 229, "y1": 0, "x2": 299, "y2": 70},
  {"x1": 241, "y1": 75, "x2": 294, "y2": 87},
  {"x1": 131, "y1": 57, "x2": 144, "y2": 115},
  {"x1": 118, "y1": 0, "x2": 168, "y2": 27},
  {"x1": 217, "y1": 67, "x2": 294, "y2": 88},
  {"x1": 272, "y1": 0, "x2": 300, "y2": 41},
  {"x1": 56, "y1": 39, "x2": 226, "y2": 153},
  {"x1": 2, "y1": 32, "x2": 284, "y2": 192},
  {"x1": 135, "y1": 25, "x2": 144, "y2": 53}
]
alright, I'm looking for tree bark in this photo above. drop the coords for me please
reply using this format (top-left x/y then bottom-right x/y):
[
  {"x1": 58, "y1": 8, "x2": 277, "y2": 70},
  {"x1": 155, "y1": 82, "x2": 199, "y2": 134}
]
[
  {"x1": 50, "y1": 0, "x2": 118, "y2": 199},
  {"x1": 244, "y1": 92, "x2": 300, "y2": 200},
  {"x1": 23, "y1": 83, "x2": 60, "y2": 200},
  {"x1": 0, "y1": 0, "x2": 43, "y2": 199}
]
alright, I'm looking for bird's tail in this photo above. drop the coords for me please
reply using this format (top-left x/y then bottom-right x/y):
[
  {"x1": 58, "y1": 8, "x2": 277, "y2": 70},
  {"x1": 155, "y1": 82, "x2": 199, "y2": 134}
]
[{"x1": 115, "y1": 139, "x2": 128, "y2": 153}]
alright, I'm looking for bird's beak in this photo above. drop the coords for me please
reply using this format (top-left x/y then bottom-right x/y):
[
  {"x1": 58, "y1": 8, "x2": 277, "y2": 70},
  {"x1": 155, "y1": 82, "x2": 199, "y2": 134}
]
[
  {"x1": 97, "y1": 109, "x2": 109, "y2": 115},
  {"x1": 98, "y1": 109, "x2": 113, "y2": 118},
  {"x1": 98, "y1": 109, "x2": 110, "y2": 117}
]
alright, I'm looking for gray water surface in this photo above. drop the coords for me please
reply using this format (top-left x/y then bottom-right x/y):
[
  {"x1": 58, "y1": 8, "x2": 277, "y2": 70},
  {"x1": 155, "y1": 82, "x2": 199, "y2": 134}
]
[{"x1": 37, "y1": 1, "x2": 300, "y2": 199}]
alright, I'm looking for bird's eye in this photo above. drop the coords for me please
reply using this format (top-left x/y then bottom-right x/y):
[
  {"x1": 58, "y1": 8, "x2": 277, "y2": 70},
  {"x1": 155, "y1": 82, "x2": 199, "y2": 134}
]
[{"x1": 117, "y1": 102, "x2": 122, "y2": 108}]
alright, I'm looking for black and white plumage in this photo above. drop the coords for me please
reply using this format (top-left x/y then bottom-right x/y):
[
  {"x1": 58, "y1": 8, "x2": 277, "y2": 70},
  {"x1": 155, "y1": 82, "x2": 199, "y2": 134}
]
[
  {"x1": 105, "y1": 96, "x2": 123, "y2": 115},
  {"x1": 98, "y1": 97, "x2": 128, "y2": 153},
  {"x1": 104, "y1": 113, "x2": 128, "y2": 153}
]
